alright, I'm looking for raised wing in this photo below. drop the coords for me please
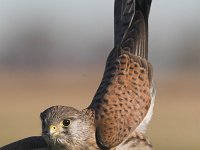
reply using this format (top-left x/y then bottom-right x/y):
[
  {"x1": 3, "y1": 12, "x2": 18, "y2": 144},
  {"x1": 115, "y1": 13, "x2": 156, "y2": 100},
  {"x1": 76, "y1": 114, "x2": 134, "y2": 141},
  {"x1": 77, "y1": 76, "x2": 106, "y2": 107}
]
[
  {"x1": 88, "y1": 0, "x2": 152, "y2": 148},
  {"x1": 114, "y1": 0, "x2": 135, "y2": 46},
  {"x1": 1, "y1": 136, "x2": 47, "y2": 150},
  {"x1": 121, "y1": 0, "x2": 152, "y2": 59}
]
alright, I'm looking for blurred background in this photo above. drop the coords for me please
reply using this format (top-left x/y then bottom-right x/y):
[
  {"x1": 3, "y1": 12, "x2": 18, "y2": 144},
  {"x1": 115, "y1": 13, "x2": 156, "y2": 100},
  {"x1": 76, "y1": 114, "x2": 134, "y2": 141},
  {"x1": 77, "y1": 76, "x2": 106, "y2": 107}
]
[{"x1": 0, "y1": 0, "x2": 200, "y2": 149}]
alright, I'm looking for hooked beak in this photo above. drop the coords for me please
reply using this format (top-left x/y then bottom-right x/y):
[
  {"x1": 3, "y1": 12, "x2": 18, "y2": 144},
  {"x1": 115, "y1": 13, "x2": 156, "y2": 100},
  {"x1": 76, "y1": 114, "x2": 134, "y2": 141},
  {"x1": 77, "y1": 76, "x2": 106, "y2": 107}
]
[{"x1": 49, "y1": 125, "x2": 59, "y2": 137}]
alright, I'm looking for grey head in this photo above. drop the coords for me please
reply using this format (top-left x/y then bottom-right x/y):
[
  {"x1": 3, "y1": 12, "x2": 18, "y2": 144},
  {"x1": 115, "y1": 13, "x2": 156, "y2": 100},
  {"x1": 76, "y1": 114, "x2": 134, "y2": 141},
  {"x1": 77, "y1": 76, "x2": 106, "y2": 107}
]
[{"x1": 40, "y1": 106, "x2": 96, "y2": 150}]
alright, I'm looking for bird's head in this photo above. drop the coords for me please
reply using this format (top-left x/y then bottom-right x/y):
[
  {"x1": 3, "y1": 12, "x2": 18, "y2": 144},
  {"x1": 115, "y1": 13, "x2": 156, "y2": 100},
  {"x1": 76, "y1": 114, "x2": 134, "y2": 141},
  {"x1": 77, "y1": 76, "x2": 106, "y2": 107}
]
[{"x1": 40, "y1": 105, "x2": 95, "y2": 149}]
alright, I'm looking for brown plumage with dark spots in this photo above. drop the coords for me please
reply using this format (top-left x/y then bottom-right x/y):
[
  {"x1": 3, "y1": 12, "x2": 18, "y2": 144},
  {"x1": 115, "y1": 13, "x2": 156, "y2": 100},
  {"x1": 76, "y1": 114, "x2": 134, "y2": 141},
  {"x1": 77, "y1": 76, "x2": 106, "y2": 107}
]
[{"x1": 1, "y1": 0, "x2": 155, "y2": 150}]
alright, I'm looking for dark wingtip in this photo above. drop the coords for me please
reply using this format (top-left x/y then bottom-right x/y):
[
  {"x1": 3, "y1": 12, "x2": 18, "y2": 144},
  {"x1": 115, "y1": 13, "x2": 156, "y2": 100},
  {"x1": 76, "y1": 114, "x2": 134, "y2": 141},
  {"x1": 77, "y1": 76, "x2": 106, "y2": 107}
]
[
  {"x1": 136, "y1": 0, "x2": 152, "y2": 20},
  {"x1": 1, "y1": 136, "x2": 47, "y2": 150},
  {"x1": 120, "y1": 0, "x2": 152, "y2": 59}
]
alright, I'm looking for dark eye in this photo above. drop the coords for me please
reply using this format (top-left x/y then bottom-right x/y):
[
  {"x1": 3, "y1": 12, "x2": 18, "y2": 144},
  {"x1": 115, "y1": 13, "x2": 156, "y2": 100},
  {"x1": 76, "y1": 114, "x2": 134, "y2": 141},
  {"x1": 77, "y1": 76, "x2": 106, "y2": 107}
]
[{"x1": 61, "y1": 119, "x2": 70, "y2": 127}]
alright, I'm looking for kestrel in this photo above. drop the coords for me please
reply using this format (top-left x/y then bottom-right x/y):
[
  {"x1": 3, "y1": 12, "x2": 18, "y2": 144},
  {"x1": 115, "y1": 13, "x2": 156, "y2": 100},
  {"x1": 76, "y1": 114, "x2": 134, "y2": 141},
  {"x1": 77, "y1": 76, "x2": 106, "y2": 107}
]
[{"x1": 1, "y1": 0, "x2": 155, "y2": 149}]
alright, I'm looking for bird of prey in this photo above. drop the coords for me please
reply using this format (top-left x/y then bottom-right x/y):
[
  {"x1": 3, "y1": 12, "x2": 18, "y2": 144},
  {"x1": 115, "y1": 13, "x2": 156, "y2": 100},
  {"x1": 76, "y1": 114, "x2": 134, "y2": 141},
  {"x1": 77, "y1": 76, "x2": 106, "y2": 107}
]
[{"x1": 1, "y1": 0, "x2": 155, "y2": 149}]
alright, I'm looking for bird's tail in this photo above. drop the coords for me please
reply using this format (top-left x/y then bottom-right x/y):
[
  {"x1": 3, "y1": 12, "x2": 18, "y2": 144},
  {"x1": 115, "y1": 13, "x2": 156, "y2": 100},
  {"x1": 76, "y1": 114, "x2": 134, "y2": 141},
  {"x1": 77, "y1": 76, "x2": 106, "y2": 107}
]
[{"x1": 114, "y1": 0, "x2": 152, "y2": 59}]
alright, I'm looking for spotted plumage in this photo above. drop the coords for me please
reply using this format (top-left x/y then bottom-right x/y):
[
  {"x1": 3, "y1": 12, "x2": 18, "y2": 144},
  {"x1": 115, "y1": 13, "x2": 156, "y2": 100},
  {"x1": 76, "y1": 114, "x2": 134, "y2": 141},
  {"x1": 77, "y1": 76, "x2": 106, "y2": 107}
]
[
  {"x1": 1, "y1": 0, "x2": 155, "y2": 149},
  {"x1": 90, "y1": 50, "x2": 153, "y2": 148}
]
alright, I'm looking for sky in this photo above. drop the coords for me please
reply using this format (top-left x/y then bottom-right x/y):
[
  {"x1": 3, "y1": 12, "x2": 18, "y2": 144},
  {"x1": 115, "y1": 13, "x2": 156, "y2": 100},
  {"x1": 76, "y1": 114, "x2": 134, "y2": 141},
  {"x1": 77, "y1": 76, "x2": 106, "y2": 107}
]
[{"x1": 0, "y1": 0, "x2": 200, "y2": 71}]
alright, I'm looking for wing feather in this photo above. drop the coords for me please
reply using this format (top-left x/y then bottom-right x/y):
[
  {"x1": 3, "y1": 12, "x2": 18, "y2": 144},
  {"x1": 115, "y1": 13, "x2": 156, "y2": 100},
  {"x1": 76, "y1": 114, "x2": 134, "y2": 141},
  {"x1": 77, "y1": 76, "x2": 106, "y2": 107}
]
[
  {"x1": 88, "y1": 0, "x2": 153, "y2": 148},
  {"x1": 89, "y1": 51, "x2": 152, "y2": 148},
  {"x1": 114, "y1": 0, "x2": 135, "y2": 47},
  {"x1": 1, "y1": 136, "x2": 47, "y2": 150}
]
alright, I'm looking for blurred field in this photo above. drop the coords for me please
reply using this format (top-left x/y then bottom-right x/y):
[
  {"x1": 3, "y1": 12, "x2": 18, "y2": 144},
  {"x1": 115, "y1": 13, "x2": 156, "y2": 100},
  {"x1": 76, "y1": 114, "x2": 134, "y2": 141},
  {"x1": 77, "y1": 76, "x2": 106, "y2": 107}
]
[
  {"x1": 0, "y1": 1, "x2": 200, "y2": 150},
  {"x1": 0, "y1": 69, "x2": 200, "y2": 150}
]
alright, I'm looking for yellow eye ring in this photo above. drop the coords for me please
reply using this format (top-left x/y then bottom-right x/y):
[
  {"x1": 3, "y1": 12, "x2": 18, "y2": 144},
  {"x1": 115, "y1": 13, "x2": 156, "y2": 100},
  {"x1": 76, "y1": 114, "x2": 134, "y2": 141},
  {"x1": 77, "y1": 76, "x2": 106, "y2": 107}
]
[{"x1": 60, "y1": 119, "x2": 71, "y2": 127}]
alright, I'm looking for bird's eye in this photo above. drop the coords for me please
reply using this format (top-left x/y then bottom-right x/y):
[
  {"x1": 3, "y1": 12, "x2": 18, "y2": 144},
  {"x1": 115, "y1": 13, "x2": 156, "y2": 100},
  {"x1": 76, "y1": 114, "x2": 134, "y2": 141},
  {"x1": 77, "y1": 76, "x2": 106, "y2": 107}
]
[{"x1": 61, "y1": 119, "x2": 71, "y2": 127}]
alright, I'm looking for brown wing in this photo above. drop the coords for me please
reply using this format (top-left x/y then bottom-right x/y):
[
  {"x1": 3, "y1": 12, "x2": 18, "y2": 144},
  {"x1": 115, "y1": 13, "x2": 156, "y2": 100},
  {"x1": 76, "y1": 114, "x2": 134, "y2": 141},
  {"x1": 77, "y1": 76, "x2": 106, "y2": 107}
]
[
  {"x1": 1, "y1": 136, "x2": 47, "y2": 150},
  {"x1": 89, "y1": 51, "x2": 152, "y2": 148},
  {"x1": 88, "y1": 0, "x2": 152, "y2": 148}
]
